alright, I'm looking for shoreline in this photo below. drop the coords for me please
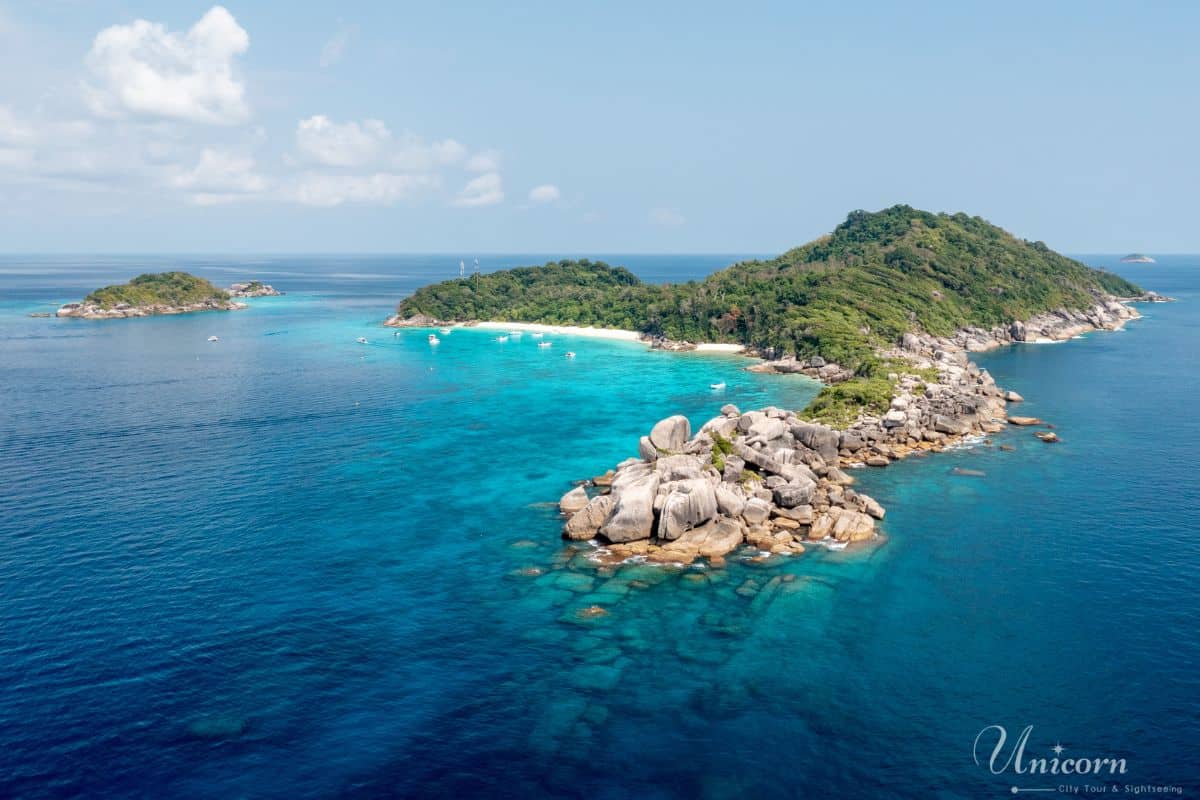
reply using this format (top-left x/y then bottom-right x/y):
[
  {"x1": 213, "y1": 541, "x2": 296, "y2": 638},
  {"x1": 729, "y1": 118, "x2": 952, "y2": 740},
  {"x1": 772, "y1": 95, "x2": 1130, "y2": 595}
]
[{"x1": 396, "y1": 317, "x2": 748, "y2": 352}]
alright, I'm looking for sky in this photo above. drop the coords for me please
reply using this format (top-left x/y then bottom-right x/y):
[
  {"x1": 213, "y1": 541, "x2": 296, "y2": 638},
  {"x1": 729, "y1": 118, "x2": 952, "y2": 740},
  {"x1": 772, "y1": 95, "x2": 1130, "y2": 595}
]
[{"x1": 0, "y1": 1, "x2": 1196, "y2": 254}]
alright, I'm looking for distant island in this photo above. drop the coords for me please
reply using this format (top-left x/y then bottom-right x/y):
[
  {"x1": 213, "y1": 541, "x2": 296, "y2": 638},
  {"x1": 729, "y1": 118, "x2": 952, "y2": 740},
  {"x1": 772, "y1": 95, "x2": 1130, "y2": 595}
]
[
  {"x1": 1120, "y1": 253, "x2": 1155, "y2": 263},
  {"x1": 57, "y1": 272, "x2": 280, "y2": 319},
  {"x1": 388, "y1": 205, "x2": 1171, "y2": 566}
]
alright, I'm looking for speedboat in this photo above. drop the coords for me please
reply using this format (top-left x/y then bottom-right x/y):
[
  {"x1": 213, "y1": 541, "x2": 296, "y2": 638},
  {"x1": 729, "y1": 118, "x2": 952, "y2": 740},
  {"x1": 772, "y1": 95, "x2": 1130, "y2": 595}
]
[
  {"x1": 538, "y1": 341, "x2": 553, "y2": 348},
  {"x1": 428, "y1": 334, "x2": 440, "y2": 345},
  {"x1": 439, "y1": 328, "x2": 451, "y2": 335},
  {"x1": 393, "y1": 331, "x2": 400, "y2": 337},
  {"x1": 207, "y1": 335, "x2": 219, "y2": 342},
  {"x1": 508, "y1": 329, "x2": 523, "y2": 336},
  {"x1": 531, "y1": 332, "x2": 544, "y2": 338},
  {"x1": 356, "y1": 337, "x2": 368, "y2": 344},
  {"x1": 710, "y1": 382, "x2": 726, "y2": 390},
  {"x1": 565, "y1": 351, "x2": 576, "y2": 359},
  {"x1": 496, "y1": 335, "x2": 509, "y2": 342}
]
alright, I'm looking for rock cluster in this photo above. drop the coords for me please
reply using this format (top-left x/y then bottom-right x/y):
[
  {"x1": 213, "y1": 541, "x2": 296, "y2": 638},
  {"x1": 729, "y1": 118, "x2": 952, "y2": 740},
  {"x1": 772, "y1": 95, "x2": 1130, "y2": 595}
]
[
  {"x1": 932, "y1": 299, "x2": 1144, "y2": 353},
  {"x1": 383, "y1": 313, "x2": 441, "y2": 328},
  {"x1": 746, "y1": 355, "x2": 854, "y2": 383},
  {"x1": 561, "y1": 408, "x2": 884, "y2": 567},
  {"x1": 227, "y1": 282, "x2": 282, "y2": 298},
  {"x1": 56, "y1": 297, "x2": 246, "y2": 319}
]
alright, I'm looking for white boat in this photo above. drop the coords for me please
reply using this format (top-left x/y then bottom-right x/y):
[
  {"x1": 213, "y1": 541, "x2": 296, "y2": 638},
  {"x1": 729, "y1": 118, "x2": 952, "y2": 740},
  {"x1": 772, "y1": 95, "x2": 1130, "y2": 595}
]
[
  {"x1": 565, "y1": 351, "x2": 576, "y2": 359},
  {"x1": 531, "y1": 332, "x2": 544, "y2": 338},
  {"x1": 428, "y1": 334, "x2": 441, "y2": 345},
  {"x1": 508, "y1": 330, "x2": 523, "y2": 336},
  {"x1": 710, "y1": 382, "x2": 726, "y2": 390},
  {"x1": 538, "y1": 341, "x2": 553, "y2": 348},
  {"x1": 356, "y1": 337, "x2": 368, "y2": 344},
  {"x1": 496, "y1": 335, "x2": 509, "y2": 342},
  {"x1": 207, "y1": 335, "x2": 219, "y2": 342},
  {"x1": 439, "y1": 328, "x2": 451, "y2": 335},
  {"x1": 393, "y1": 331, "x2": 400, "y2": 337}
]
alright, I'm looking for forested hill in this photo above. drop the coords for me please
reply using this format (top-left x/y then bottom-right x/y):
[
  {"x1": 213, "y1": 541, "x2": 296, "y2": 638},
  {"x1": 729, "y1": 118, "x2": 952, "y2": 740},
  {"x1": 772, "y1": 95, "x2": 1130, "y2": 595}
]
[
  {"x1": 395, "y1": 206, "x2": 1141, "y2": 372},
  {"x1": 84, "y1": 272, "x2": 230, "y2": 308}
]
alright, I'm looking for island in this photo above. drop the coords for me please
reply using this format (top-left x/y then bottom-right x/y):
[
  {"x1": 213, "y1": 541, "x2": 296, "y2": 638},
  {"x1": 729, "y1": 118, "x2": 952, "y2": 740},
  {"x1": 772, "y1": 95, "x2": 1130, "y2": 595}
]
[
  {"x1": 228, "y1": 281, "x2": 283, "y2": 298},
  {"x1": 1120, "y1": 253, "x2": 1155, "y2": 263},
  {"x1": 387, "y1": 205, "x2": 1170, "y2": 566},
  {"x1": 56, "y1": 272, "x2": 279, "y2": 319}
]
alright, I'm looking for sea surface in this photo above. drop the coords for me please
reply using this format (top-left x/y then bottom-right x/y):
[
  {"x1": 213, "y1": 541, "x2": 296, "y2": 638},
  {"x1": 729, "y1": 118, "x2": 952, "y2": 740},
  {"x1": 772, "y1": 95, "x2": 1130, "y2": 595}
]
[{"x1": 0, "y1": 254, "x2": 1196, "y2": 798}]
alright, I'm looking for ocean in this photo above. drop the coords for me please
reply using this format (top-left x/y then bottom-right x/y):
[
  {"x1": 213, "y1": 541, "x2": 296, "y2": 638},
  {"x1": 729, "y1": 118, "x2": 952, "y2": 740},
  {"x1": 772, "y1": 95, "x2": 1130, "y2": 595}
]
[{"x1": 0, "y1": 254, "x2": 1196, "y2": 798}]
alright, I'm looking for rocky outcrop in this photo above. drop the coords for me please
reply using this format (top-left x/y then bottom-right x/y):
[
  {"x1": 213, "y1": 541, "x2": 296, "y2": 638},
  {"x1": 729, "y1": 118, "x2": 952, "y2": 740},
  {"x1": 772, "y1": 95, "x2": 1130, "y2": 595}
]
[
  {"x1": 560, "y1": 412, "x2": 884, "y2": 566},
  {"x1": 227, "y1": 281, "x2": 282, "y2": 298},
  {"x1": 746, "y1": 355, "x2": 854, "y2": 383},
  {"x1": 383, "y1": 313, "x2": 442, "y2": 328},
  {"x1": 57, "y1": 297, "x2": 246, "y2": 319}
]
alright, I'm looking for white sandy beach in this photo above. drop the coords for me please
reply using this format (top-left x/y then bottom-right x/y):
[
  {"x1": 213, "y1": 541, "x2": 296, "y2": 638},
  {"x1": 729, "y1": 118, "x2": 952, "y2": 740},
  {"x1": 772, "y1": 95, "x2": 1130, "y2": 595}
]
[{"x1": 472, "y1": 321, "x2": 745, "y2": 352}]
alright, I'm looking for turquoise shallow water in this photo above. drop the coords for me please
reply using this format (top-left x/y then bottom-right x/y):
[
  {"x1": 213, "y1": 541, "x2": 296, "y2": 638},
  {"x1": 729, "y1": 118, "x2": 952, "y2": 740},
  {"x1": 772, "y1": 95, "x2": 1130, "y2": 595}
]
[{"x1": 0, "y1": 255, "x2": 1197, "y2": 798}]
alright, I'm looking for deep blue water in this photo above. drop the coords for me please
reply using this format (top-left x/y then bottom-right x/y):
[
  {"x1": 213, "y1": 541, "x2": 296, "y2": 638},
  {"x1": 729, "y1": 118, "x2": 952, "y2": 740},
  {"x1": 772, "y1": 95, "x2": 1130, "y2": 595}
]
[{"x1": 0, "y1": 254, "x2": 1196, "y2": 798}]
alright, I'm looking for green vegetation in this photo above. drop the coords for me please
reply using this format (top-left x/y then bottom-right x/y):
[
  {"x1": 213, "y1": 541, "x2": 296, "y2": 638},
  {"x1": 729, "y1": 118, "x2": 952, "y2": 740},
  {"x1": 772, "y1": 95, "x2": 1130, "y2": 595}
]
[
  {"x1": 85, "y1": 272, "x2": 229, "y2": 309},
  {"x1": 397, "y1": 206, "x2": 1140, "y2": 378},
  {"x1": 802, "y1": 377, "x2": 897, "y2": 428},
  {"x1": 710, "y1": 430, "x2": 735, "y2": 471}
]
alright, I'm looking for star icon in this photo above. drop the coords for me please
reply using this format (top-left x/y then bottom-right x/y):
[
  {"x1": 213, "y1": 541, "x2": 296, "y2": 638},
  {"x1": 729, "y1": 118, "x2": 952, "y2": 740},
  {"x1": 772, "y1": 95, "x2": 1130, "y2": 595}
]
[{"x1": 1052, "y1": 743, "x2": 1065, "y2": 756}]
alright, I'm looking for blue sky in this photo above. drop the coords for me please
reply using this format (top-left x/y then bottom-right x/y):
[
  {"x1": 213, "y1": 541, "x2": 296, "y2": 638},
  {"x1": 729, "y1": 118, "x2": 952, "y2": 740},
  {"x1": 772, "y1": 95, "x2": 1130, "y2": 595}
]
[{"x1": 0, "y1": 1, "x2": 1196, "y2": 253}]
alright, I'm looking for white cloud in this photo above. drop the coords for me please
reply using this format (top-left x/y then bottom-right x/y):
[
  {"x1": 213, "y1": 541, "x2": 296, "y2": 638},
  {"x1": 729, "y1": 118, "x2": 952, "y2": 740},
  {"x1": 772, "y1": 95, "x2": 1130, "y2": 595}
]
[
  {"x1": 528, "y1": 184, "x2": 560, "y2": 204},
  {"x1": 649, "y1": 207, "x2": 686, "y2": 227},
  {"x1": 171, "y1": 148, "x2": 266, "y2": 204},
  {"x1": 0, "y1": 105, "x2": 35, "y2": 146},
  {"x1": 83, "y1": 6, "x2": 250, "y2": 125},
  {"x1": 465, "y1": 150, "x2": 500, "y2": 172},
  {"x1": 295, "y1": 115, "x2": 389, "y2": 167},
  {"x1": 319, "y1": 25, "x2": 356, "y2": 68},
  {"x1": 392, "y1": 134, "x2": 466, "y2": 170},
  {"x1": 454, "y1": 171, "x2": 503, "y2": 207},
  {"x1": 294, "y1": 115, "x2": 468, "y2": 172},
  {"x1": 290, "y1": 172, "x2": 439, "y2": 207}
]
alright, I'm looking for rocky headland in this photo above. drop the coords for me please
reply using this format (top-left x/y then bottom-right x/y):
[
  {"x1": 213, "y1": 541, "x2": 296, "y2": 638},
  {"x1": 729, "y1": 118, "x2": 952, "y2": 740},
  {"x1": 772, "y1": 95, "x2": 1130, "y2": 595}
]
[{"x1": 556, "y1": 295, "x2": 1164, "y2": 568}]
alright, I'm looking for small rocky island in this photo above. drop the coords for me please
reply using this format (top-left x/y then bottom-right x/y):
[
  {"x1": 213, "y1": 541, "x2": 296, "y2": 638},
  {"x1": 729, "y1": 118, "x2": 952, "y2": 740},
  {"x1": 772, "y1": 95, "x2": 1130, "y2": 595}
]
[
  {"x1": 57, "y1": 272, "x2": 279, "y2": 319},
  {"x1": 228, "y1": 281, "x2": 283, "y2": 298},
  {"x1": 1120, "y1": 253, "x2": 1155, "y2": 263}
]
